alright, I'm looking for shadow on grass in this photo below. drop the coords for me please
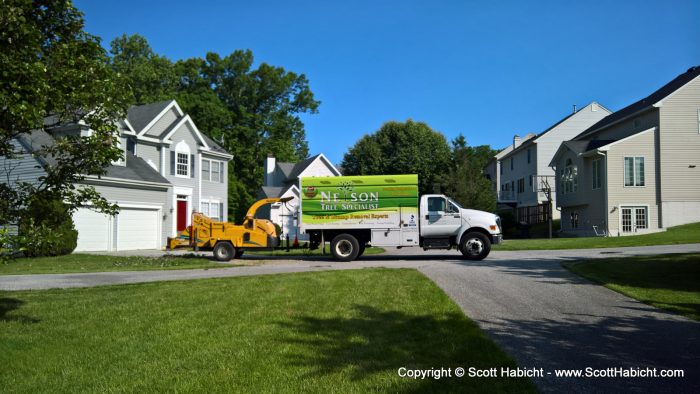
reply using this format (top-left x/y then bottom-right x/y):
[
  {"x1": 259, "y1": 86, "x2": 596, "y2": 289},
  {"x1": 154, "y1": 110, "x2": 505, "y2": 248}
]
[
  {"x1": 276, "y1": 304, "x2": 535, "y2": 393},
  {"x1": 0, "y1": 298, "x2": 39, "y2": 324}
]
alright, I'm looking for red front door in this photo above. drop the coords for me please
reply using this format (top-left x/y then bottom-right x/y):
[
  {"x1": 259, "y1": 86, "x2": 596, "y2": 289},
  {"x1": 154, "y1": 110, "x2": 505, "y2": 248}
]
[{"x1": 177, "y1": 200, "x2": 188, "y2": 231}]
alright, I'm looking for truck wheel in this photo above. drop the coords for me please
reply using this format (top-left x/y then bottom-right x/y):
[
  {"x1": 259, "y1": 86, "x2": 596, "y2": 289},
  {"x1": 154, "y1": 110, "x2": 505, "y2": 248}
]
[
  {"x1": 330, "y1": 234, "x2": 360, "y2": 262},
  {"x1": 460, "y1": 232, "x2": 491, "y2": 260},
  {"x1": 213, "y1": 242, "x2": 234, "y2": 262}
]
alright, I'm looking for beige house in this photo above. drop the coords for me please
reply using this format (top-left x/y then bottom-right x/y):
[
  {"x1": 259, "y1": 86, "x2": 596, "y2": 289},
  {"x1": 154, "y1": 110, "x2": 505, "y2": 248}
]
[
  {"x1": 550, "y1": 65, "x2": 700, "y2": 236},
  {"x1": 496, "y1": 102, "x2": 610, "y2": 224}
]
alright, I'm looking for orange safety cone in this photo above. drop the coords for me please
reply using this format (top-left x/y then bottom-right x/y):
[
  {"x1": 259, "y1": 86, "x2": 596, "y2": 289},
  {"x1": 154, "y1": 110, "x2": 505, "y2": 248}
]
[{"x1": 293, "y1": 234, "x2": 299, "y2": 249}]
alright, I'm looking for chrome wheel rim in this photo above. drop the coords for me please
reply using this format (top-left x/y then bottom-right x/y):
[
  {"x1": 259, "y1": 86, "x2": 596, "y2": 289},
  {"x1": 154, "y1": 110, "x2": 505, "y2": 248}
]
[
  {"x1": 465, "y1": 238, "x2": 484, "y2": 256},
  {"x1": 335, "y1": 240, "x2": 353, "y2": 257}
]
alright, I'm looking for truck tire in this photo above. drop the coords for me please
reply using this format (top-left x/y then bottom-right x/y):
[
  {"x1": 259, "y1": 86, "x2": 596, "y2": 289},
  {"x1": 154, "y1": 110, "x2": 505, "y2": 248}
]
[
  {"x1": 330, "y1": 234, "x2": 360, "y2": 262},
  {"x1": 459, "y1": 232, "x2": 491, "y2": 260},
  {"x1": 213, "y1": 242, "x2": 235, "y2": 262},
  {"x1": 357, "y1": 243, "x2": 366, "y2": 258}
]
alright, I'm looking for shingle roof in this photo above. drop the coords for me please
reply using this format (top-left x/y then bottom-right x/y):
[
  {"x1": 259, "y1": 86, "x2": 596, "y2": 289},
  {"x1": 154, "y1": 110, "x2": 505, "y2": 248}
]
[
  {"x1": 287, "y1": 154, "x2": 321, "y2": 181},
  {"x1": 126, "y1": 100, "x2": 173, "y2": 133},
  {"x1": 16, "y1": 129, "x2": 58, "y2": 166},
  {"x1": 576, "y1": 66, "x2": 700, "y2": 140},
  {"x1": 101, "y1": 152, "x2": 170, "y2": 184},
  {"x1": 201, "y1": 133, "x2": 230, "y2": 155}
]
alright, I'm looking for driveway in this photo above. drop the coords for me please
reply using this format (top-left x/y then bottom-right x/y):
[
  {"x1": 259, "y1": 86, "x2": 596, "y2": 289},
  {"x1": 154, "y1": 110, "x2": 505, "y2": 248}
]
[{"x1": 2, "y1": 244, "x2": 699, "y2": 392}]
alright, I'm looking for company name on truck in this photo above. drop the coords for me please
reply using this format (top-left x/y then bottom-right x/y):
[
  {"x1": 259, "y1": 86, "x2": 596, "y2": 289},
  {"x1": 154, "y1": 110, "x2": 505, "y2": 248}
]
[{"x1": 306, "y1": 181, "x2": 379, "y2": 211}]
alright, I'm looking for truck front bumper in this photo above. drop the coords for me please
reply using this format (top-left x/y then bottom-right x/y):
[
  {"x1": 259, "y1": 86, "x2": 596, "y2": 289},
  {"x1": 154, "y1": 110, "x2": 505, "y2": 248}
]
[{"x1": 492, "y1": 234, "x2": 503, "y2": 245}]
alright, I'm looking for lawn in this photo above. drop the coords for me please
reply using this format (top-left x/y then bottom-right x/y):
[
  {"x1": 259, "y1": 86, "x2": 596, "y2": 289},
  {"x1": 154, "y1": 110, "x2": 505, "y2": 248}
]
[
  {"x1": 494, "y1": 222, "x2": 700, "y2": 251},
  {"x1": 0, "y1": 253, "x2": 237, "y2": 275},
  {"x1": 565, "y1": 253, "x2": 700, "y2": 321},
  {"x1": 0, "y1": 269, "x2": 536, "y2": 393}
]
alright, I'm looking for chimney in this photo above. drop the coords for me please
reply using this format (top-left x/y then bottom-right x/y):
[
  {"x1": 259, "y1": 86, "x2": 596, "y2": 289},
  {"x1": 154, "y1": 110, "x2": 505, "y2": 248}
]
[
  {"x1": 264, "y1": 154, "x2": 276, "y2": 186},
  {"x1": 513, "y1": 135, "x2": 522, "y2": 149},
  {"x1": 573, "y1": 104, "x2": 577, "y2": 113}
]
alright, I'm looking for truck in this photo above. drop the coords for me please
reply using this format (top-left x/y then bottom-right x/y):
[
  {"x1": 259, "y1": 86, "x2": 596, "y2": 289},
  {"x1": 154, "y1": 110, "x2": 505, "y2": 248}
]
[
  {"x1": 299, "y1": 174, "x2": 502, "y2": 261},
  {"x1": 167, "y1": 197, "x2": 292, "y2": 261}
]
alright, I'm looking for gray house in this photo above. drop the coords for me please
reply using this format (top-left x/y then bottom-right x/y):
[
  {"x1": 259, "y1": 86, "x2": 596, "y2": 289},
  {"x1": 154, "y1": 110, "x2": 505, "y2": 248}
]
[
  {"x1": 550, "y1": 66, "x2": 700, "y2": 236},
  {"x1": 496, "y1": 102, "x2": 611, "y2": 223},
  {"x1": 2, "y1": 100, "x2": 232, "y2": 251}
]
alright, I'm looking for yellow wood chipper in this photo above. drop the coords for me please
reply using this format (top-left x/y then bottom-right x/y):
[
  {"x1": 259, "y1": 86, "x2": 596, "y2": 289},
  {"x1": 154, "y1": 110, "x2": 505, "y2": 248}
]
[{"x1": 167, "y1": 197, "x2": 292, "y2": 261}]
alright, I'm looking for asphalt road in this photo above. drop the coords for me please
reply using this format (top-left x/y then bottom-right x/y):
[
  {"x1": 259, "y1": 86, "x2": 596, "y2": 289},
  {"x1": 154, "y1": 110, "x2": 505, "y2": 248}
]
[{"x1": 2, "y1": 244, "x2": 699, "y2": 392}]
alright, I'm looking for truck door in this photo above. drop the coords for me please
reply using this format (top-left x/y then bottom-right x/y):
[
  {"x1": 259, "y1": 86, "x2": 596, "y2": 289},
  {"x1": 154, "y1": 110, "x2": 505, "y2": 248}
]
[{"x1": 421, "y1": 196, "x2": 462, "y2": 237}]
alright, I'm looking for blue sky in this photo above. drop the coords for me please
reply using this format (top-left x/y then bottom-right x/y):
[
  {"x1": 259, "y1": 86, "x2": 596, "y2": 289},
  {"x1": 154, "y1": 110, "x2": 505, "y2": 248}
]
[{"x1": 75, "y1": 0, "x2": 700, "y2": 164}]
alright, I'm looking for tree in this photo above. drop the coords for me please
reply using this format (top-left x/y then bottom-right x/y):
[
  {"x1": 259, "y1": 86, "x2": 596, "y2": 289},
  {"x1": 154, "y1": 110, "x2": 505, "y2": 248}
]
[
  {"x1": 441, "y1": 135, "x2": 497, "y2": 212},
  {"x1": 1, "y1": 0, "x2": 132, "y2": 225},
  {"x1": 341, "y1": 120, "x2": 452, "y2": 195},
  {"x1": 109, "y1": 34, "x2": 177, "y2": 105}
]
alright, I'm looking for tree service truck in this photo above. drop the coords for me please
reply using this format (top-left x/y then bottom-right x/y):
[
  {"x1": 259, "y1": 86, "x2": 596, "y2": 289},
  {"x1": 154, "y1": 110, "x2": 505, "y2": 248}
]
[{"x1": 300, "y1": 174, "x2": 502, "y2": 261}]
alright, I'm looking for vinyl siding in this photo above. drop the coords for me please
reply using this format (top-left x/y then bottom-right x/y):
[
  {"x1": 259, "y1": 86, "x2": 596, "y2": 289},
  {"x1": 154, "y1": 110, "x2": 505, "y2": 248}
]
[
  {"x1": 0, "y1": 139, "x2": 44, "y2": 187},
  {"x1": 605, "y1": 129, "x2": 660, "y2": 235},
  {"x1": 135, "y1": 143, "x2": 161, "y2": 173},
  {"x1": 536, "y1": 103, "x2": 610, "y2": 175},
  {"x1": 200, "y1": 153, "x2": 228, "y2": 220},
  {"x1": 165, "y1": 121, "x2": 203, "y2": 230},
  {"x1": 145, "y1": 107, "x2": 180, "y2": 137},
  {"x1": 658, "y1": 75, "x2": 700, "y2": 203},
  {"x1": 500, "y1": 144, "x2": 539, "y2": 207},
  {"x1": 584, "y1": 109, "x2": 660, "y2": 141},
  {"x1": 554, "y1": 150, "x2": 586, "y2": 208}
]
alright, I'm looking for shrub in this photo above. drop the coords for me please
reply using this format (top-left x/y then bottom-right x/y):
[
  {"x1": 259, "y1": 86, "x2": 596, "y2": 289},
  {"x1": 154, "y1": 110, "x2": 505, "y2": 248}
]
[{"x1": 18, "y1": 197, "x2": 78, "y2": 257}]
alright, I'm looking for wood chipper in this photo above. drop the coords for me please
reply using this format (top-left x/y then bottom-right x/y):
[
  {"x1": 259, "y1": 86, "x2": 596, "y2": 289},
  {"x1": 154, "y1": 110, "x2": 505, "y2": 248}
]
[{"x1": 167, "y1": 197, "x2": 292, "y2": 261}]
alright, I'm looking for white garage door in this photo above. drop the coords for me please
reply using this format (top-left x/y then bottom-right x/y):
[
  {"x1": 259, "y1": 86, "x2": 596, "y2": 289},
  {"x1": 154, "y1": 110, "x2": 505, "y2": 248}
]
[
  {"x1": 73, "y1": 208, "x2": 112, "y2": 252},
  {"x1": 117, "y1": 208, "x2": 160, "y2": 250}
]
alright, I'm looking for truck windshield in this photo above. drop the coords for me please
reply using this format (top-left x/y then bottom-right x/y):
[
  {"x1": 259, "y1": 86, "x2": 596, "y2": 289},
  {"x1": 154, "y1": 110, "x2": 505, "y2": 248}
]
[{"x1": 447, "y1": 198, "x2": 463, "y2": 210}]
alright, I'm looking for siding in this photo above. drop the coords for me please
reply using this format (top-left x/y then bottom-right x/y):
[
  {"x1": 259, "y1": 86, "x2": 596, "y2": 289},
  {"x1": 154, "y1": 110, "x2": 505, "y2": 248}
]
[
  {"x1": 135, "y1": 143, "x2": 161, "y2": 173},
  {"x1": 298, "y1": 157, "x2": 338, "y2": 178},
  {"x1": 200, "y1": 153, "x2": 229, "y2": 220},
  {"x1": 536, "y1": 103, "x2": 610, "y2": 175},
  {"x1": 658, "y1": 75, "x2": 700, "y2": 202},
  {"x1": 605, "y1": 129, "x2": 660, "y2": 235},
  {"x1": 584, "y1": 109, "x2": 660, "y2": 141},
  {"x1": 0, "y1": 139, "x2": 44, "y2": 187},
  {"x1": 145, "y1": 107, "x2": 179, "y2": 137},
  {"x1": 500, "y1": 143, "x2": 539, "y2": 206},
  {"x1": 164, "y1": 121, "x2": 202, "y2": 234}
]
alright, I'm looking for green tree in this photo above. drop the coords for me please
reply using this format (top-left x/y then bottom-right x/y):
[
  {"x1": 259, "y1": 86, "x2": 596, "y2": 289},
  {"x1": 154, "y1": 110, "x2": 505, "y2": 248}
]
[
  {"x1": 341, "y1": 120, "x2": 452, "y2": 195},
  {"x1": 441, "y1": 135, "x2": 497, "y2": 212},
  {"x1": 1, "y1": 0, "x2": 131, "y2": 225},
  {"x1": 109, "y1": 34, "x2": 177, "y2": 105}
]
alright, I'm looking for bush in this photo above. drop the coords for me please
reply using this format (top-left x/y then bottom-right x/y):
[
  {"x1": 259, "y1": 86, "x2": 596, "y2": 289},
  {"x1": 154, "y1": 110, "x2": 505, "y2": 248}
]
[{"x1": 18, "y1": 197, "x2": 78, "y2": 257}]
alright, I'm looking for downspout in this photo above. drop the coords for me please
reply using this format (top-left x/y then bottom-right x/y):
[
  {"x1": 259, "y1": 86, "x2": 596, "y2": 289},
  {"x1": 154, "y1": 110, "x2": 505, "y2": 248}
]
[{"x1": 602, "y1": 151, "x2": 609, "y2": 236}]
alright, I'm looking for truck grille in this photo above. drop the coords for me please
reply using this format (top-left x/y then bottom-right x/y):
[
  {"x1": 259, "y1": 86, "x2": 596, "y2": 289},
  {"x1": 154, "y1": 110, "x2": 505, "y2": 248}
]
[{"x1": 496, "y1": 216, "x2": 502, "y2": 233}]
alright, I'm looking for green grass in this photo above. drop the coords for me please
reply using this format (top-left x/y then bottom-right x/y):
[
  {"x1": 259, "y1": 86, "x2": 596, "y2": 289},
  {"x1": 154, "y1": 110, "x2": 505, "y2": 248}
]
[
  {"x1": 0, "y1": 253, "x2": 237, "y2": 275},
  {"x1": 0, "y1": 269, "x2": 536, "y2": 393},
  {"x1": 565, "y1": 253, "x2": 700, "y2": 321},
  {"x1": 494, "y1": 222, "x2": 700, "y2": 250},
  {"x1": 248, "y1": 246, "x2": 385, "y2": 256}
]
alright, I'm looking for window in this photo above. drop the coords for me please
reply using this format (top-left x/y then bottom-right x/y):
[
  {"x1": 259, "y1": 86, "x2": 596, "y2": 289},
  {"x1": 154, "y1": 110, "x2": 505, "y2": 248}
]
[
  {"x1": 176, "y1": 153, "x2": 189, "y2": 176},
  {"x1": 201, "y1": 200, "x2": 222, "y2": 221},
  {"x1": 592, "y1": 159, "x2": 602, "y2": 189},
  {"x1": 527, "y1": 149, "x2": 531, "y2": 164},
  {"x1": 561, "y1": 158, "x2": 578, "y2": 194},
  {"x1": 201, "y1": 159, "x2": 224, "y2": 182},
  {"x1": 570, "y1": 211, "x2": 579, "y2": 229},
  {"x1": 624, "y1": 157, "x2": 645, "y2": 187},
  {"x1": 427, "y1": 197, "x2": 446, "y2": 212},
  {"x1": 517, "y1": 178, "x2": 525, "y2": 193},
  {"x1": 621, "y1": 206, "x2": 647, "y2": 232}
]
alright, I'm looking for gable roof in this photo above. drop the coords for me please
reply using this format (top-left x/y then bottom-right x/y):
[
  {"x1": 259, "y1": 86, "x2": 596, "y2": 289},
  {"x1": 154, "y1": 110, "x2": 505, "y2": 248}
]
[
  {"x1": 99, "y1": 152, "x2": 170, "y2": 185},
  {"x1": 126, "y1": 100, "x2": 173, "y2": 133},
  {"x1": 273, "y1": 154, "x2": 340, "y2": 185},
  {"x1": 548, "y1": 139, "x2": 617, "y2": 167},
  {"x1": 576, "y1": 65, "x2": 700, "y2": 140}
]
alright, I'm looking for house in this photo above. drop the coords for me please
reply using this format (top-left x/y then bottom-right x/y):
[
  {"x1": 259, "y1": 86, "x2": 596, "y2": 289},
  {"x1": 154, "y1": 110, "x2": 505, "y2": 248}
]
[
  {"x1": 550, "y1": 65, "x2": 700, "y2": 236},
  {"x1": 496, "y1": 102, "x2": 611, "y2": 224},
  {"x1": 1, "y1": 100, "x2": 232, "y2": 251},
  {"x1": 258, "y1": 153, "x2": 340, "y2": 239}
]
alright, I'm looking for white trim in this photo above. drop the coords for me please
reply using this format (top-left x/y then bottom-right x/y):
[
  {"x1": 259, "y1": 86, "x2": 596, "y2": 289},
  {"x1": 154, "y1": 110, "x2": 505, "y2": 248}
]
[
  {"x1": 617, "y1": 204, "x2": 651, "y2": 235},
  {"x1": 137, "y1": 100, "x2": 184, "y2": 136},
  {"x1": 622, "y1": 156, "x2": 646, "y2": 188},
  {"x1": 160, "y1": 147, "x2": 166, "y2": 176},
  {"x1": 172, "y1": 186, "x2": 193, "y2": 237},
  {"x1": 198, "y1": 153, "x2": 202, "y2": 213},
  {"x1": 136, "y1": 135, "x2": 166, "y2": 144},
  {"x1": 200, "y1": 148, "x2": 233, "y2": 160},
  {"x1": 162, "y1": 115, "x2": 210, "y2": 149},
  {"x1": 174, "y1": 140, "x2": 191, "y2": 178},
  {"x1": 122, "y1": 119, "x2": 137, "y2": 134},
  {"x1": 296, "y1": 153, "x2": 341, "y2": 178},
  {"x1": 595, "y1": 127, "x2": 656, "y2": 152}
]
